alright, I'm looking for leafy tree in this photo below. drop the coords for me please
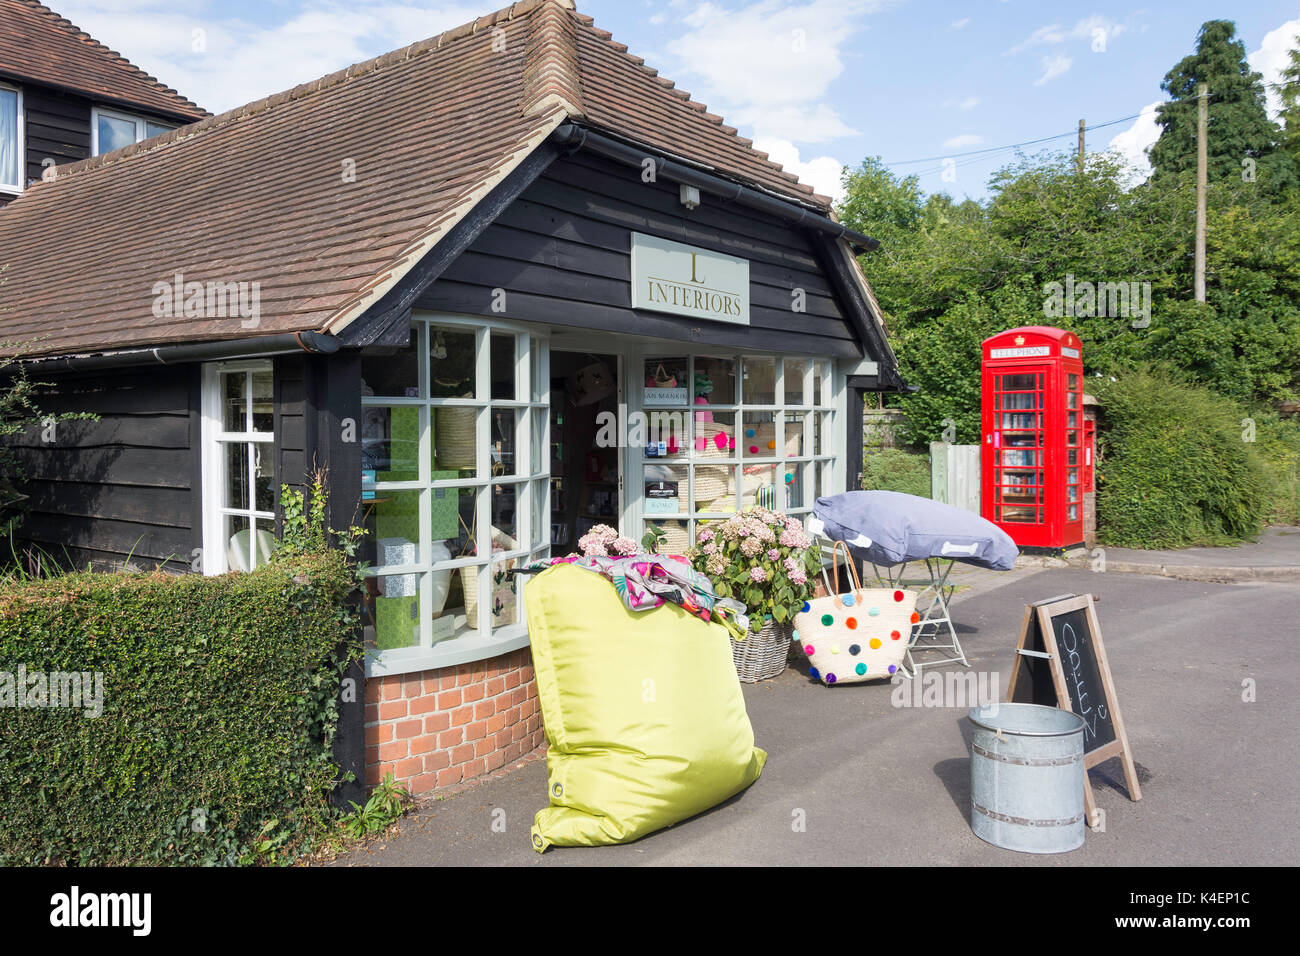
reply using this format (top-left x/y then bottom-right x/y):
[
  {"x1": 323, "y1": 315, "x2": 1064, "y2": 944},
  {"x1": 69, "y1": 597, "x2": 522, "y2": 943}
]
[
  {"x1": 1148, "y1": 20, "x2": 1296, "y2": 195},
  {"x1": 1277, "y1": 33, "x2": 1300, "y2": 166}
]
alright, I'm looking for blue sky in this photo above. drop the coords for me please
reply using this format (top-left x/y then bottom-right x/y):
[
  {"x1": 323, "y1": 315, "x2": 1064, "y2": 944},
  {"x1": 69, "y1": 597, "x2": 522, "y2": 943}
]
[{"x1": 54, "y1": 1, "x2": 1300, "y2": 202}]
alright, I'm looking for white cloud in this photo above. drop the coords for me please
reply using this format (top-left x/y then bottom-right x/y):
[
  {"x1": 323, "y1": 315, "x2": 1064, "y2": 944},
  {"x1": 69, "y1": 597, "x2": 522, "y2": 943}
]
[
  {"x1": 1009, "y1": 16, "x2": 1125, "y2": 55},
  {"x1": 1248, "y1": 18, "x2": 1300, "y2": 120},
  {"x1": 950, "y1": 18, "x2": 969, "y2": 30},
  {"x1": 942, "y1": 133, "x2": 983, "y2": 149},
  {"x1": 1107, "y1": 100, "x2": 1160, "y2": 185},
  {"x1": 659, "y1": 0, "x2": 891, "y2": 145},
  {"x1": 49, "y1": 1, "x2": 497, "y2": 114},
  {"x1": 1034, "y1": 54, "x2": 1072, "y2": 86},
  {"x1": 943, "y1": 95, "x2": 980, "y2": 110},
  {"x1": 752, "y1": 137, "x2": 846, "y2": 203}
]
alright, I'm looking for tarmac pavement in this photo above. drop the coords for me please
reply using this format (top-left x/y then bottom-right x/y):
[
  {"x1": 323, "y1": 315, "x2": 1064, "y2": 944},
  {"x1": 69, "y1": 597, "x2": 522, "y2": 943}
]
[{"x1": 333, "y1": 562, "x2": 1300, "y2": 867}]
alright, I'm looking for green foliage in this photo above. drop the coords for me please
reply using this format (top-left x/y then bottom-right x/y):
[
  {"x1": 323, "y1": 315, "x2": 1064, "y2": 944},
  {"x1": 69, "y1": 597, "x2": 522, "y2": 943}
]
[
  {"x1": 1278, "y1": 35, "x2": 1300, "y2": 167},
  {"x1": 860, "y1": 448, "x2": 931, "y2": 498},
  {"x1": 687, "y1": 509, "x2": 821, "y2": 632},
  {"x1": 1094, "y1": 369, "x2": 1271, "y2": 548},
  {"x1": 1149, "y1": 20, "x2": 1297, "y2": 196},
  {"x1": 1251, "y1": 413, "x2": 1300, "y2": 525},
  {"x1": 0, "y1": 465, "x2": 365, "y2": 866},
  {"x1": 341, "y1": 772, "x2": 410, "y2": 839}
]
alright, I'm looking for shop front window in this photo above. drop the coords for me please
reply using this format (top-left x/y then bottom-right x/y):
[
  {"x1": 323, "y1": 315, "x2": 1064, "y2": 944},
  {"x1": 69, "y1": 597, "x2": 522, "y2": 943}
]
[
  {"x1": 641, "y1": 353, "x2": 836, "y2": 549},
  {"x1": 361, "y1": 318, "x2": 549, "y2": 674}
]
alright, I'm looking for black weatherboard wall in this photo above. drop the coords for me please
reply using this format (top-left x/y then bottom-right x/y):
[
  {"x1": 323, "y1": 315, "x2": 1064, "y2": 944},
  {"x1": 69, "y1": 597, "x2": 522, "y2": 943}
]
[
  {"x1": 417, "y1": 150, "x2": 865, "y2": 358},
  {"x1": 10, "y1": 364, "x2": 200, "y2": 571}
]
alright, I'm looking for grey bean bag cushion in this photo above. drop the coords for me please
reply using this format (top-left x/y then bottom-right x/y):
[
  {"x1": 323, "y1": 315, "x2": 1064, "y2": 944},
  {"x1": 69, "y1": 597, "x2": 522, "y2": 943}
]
[{"x1": 810, "y1": 491, "x2": 1019, "y2": 571}]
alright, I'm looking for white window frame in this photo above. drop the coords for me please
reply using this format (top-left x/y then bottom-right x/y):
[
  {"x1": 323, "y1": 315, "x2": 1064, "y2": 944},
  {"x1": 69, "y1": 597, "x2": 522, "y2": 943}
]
[
  {"x1": 0, "y1": 83, "x2": 23, "y2": 194},
  {"x1": 200, "y1": 360, "x2": 276, "y2": 576},
  {"x1": 363, "y1": 314, "x2": 550, "y2": 677},
  {"x1": 90, "y1": 105, "x2": 175, "y2": 155},
  {"x1": 627, "y1": 350, "x2": 841, "y2": 547}
]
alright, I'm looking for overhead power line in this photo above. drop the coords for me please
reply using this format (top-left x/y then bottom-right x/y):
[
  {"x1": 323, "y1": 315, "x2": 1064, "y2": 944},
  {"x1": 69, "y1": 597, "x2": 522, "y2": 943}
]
[{"x1": 883, "y1": 113, "x2": 1146, "y2": 167}]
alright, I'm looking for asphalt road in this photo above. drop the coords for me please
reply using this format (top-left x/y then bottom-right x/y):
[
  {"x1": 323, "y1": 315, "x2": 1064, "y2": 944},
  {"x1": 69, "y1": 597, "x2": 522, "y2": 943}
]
[{"x1": 333, "y1": 568, "x2": 1300, "y2": 867}]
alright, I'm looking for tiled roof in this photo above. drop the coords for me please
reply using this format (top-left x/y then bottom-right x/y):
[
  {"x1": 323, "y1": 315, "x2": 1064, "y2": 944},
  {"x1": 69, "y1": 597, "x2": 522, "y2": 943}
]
[
  {"x1": 0, "y1": 0, "x2": 207, "y2": 120},
  {"x1": 0, "y1": 0, "x2": 840, "y2": 359}
]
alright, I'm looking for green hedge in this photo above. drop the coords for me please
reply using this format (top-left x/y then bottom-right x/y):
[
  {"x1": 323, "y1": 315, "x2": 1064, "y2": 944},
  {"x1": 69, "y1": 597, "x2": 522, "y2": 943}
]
[
  {"x1": 861, "y1": 448, "x2": 931, "y2": 498},
  {"x1": 0, "y1": 552, "x2": 359, "y2": 865},
  {"x1": 1095, "y1": 370, "x2": 1272, "y2": 548}
]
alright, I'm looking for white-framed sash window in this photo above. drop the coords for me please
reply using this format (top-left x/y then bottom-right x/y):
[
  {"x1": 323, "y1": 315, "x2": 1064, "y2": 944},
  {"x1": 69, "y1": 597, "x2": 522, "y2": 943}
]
[
  {"x1": 0, "y1": 83, "x2": 23, "y2": 193},
  {"x1": 200, "y1": 361, "x2": 276, "y2": 575}
]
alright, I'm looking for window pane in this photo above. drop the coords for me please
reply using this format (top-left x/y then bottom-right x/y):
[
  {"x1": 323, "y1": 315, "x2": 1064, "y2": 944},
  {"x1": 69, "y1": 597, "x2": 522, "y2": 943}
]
[
  {"x1": 433, "y1": 405, "x2": 478, "y2": 475},
  {"x1": 222, "y1": 372, "x2": 247, "y2": 431},
  {"x1": 747, "y1": 464, "x2": 791, "y2": 511},
  {"x1": 0, "y1": 90, "x2": 17, "y2": 188},
  {"x1": 814, "y1": 361, "x2": 829, "y2": 406},
  {"x1": 693, "y1": 410, "x2": 733, "y2": 459},
  {"x1": 251, "y1": 370, "x2": 274, "y2": 433},
  {"x1": 363, "y1": 405, "x2": 422, "y2": 482},
  {"x1": 96, "y1": 113, "x2": 136, "y2": 154},
  {"x1": 491, "y1": 408, "x2": 518, "y2": 476},
  {"x1": 742, "y1": 356, "x2": 776, "y2": 404},
  {"x1": 361, "y1": 330, "x2": 420, "y2": 397},
  {"x1": 491, "y1": 482, "x2": 520, "y2": 546},
  {"x1": 366, "y1": 571, "x2": 422, "y2": 650},
  {"x1": 429, "y1": 327, "x2": 476, "y2": 398},
  {"x1": 364, "y1": 489, "x2": 424, "y2": 568},
  {"x1": 694, "y1": 463, "x2": 733, "y2": 513},
  {"x1": 784, "y1": 359, "x2": 808, "y2": 405},
  {"x1": 491, "y1": 332, "x2": 517, "y2": 401},
  {"x1": 224, "y1": 442, "x2": 248, "y2": 509},
  {"x1": 694, "y1": 356, "x2": 736, "y2": 406},
  {"x1": 225, "y1": 515, "x2": 276, "y2": 572},
  {"x1": 643, "y1": 357, "x2": 689, "y2": 405},
  {"x1": 145, "y1": 122, "x2": 172, "y2": 138},
  {"x1": 531, "y1": 479, "x2": 547, "y2": 547},
  {"x1": 742, "y1": 411, "x2": 778, "y2": 458},
  {"x1": 530, "y1": 407, "x2": 545, "y2": 474},
  {"x1": 644, "y1": 407, "x2": 688, "y2": 459},
  {"x1": 780, "y1": 411, "x2": 807, "y2": 457},
  {"x1": 644, "y1": 462, "x2": 688, "y2": 516},
  {"x1": 486, "y1": 559, "x2": 521, "y2": 628},
  {"x1": 815, "y1": 411, "x2": 833, "y2": 456},
  {"x1": 253, "y1": 443, "x2": 274, "y2": 512}
]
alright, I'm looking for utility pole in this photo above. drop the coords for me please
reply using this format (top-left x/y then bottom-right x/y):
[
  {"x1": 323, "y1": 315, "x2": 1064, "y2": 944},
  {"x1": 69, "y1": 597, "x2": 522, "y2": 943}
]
[
  {"x1": 1195, "y1": 83, "x2": 1208, "y2": 302},
  {"x1": 1077, "y1": 119, "x2": 1085, "y2": 172}
]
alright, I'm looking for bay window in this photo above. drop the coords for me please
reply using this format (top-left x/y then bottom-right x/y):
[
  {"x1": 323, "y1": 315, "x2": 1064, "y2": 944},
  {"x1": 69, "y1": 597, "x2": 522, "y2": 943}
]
[
  {"x1": 361, "y1": 317, "x2": 549, "y2": 675},
  {"x1": 639, "y1": 352, "x2": 837, "y2": 551}
]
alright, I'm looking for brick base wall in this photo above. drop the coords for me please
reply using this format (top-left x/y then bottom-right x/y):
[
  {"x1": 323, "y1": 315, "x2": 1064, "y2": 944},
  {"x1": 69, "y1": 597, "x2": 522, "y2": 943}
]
[{"x1": 363, "y1": 648, "x2": 544, "y2": 795}]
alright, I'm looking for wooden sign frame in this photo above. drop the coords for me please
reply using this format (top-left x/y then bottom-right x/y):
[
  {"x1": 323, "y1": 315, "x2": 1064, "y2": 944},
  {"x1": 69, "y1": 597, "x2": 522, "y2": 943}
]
[{"x1": 1005, "y1": 593, "x2": 1141, "y2": 828}]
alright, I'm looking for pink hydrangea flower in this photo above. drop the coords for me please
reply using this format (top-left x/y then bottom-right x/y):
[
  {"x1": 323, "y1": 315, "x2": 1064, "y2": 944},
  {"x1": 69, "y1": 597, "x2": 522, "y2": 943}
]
[
  {"x1": 611, "y1": 536, "x2": 639, "y2": 556},
  {"x1": 767, "y1": 548, "x2": 781, "y2": 560},
  {"x1": 749, "y1": 566, "x2": 768, "y2": 583}
]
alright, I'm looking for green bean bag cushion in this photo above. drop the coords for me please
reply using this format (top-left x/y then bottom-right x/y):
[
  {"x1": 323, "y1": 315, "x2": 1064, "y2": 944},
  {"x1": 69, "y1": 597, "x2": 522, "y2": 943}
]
[{"x1": 525, "y1": 562, "x2": 766, "y2": 851}]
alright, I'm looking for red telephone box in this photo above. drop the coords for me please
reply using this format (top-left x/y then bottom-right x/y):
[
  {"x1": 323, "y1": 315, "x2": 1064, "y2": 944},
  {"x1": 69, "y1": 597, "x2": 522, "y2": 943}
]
[{"x1": 981, "y1": 326, "x2": 1085, "y2": 549}]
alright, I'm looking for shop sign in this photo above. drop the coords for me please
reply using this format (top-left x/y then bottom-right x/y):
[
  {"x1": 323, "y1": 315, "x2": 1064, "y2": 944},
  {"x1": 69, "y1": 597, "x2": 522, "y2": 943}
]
[
  {"x1": 990, "y1": 346, "x2": 1051, "y2": 358},
  {"x1": 631, "y1": 233, "x2": 749, "y2": 325}
]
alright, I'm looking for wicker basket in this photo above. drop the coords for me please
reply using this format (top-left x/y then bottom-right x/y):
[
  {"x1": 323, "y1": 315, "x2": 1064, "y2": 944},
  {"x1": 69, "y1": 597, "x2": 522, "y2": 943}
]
[
  {"x1": 694, "y1": 423, "x2": 735, "y2": 458},
  {"x1": 435, "y1": 405, "x2": 477, "y2": 470},
  {"x1": 692, "y1": 465, "x2": 730, "y2": 506},
  {"x1": 650, "y1": 520, "x2": 690, "y2": 555},
  {"x1": 731, "y1": 618, "x2": 792, "y2": 682}
]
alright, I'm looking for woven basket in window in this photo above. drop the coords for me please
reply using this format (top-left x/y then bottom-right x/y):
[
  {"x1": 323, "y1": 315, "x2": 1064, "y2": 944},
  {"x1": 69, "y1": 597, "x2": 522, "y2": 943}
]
[
  {"x1": 435, "y1": 403, "x2": 477, "y2": 470},
  {"x1": 694, "y1": 423, "x2": 735, "y2": 458},
  {"x1": 730, "y1": 617, "x2": 792, "y2": 683}
]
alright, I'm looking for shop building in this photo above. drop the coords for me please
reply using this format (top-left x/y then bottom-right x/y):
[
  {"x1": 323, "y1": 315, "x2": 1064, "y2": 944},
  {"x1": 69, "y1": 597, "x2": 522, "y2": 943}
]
[{"x1": 0, "y1": 0, "x2": 902, "y2": 798}]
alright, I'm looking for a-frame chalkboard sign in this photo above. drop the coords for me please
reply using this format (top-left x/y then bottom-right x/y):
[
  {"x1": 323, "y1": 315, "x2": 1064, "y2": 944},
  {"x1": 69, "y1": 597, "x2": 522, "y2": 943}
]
[{"x1": 1005, "y1": 593, "x2": 1141, "y2": 828}]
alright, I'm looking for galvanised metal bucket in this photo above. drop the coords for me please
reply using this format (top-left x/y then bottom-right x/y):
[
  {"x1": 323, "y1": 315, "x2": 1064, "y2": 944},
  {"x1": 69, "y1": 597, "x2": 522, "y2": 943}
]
[{"x1": 968, "y1": 703, "x2": 1086, "y2": 854}]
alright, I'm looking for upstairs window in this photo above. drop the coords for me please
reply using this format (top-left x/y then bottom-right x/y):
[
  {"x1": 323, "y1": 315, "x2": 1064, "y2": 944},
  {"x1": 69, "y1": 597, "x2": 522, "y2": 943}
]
[
  {"x1": 91, "y1": 107, "x2": 174, "y2": 155},
  {"x1": 0, "y1": 85, "x2": 21, "y2": 192}
]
